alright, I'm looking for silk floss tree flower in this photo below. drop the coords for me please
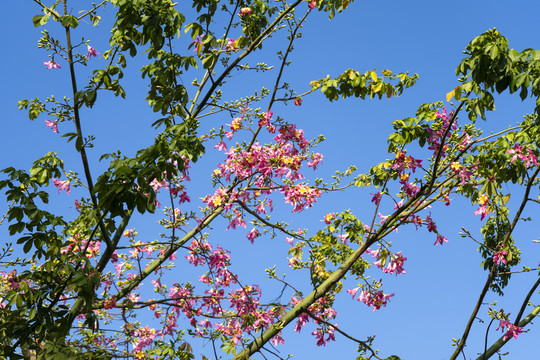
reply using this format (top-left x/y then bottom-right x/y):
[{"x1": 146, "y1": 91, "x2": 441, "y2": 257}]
[
  {"x1": 44, "y1": 120, "x2": 59, "y2": 133},
  {"x1": 86, "y1": 44, "x2": 99, "y2": 59},
  {"x1": 43, "y1": 59, "x2": 61, "y2": 69},
  {"x1": 53, "y1": 179, "x2": 71, "y2": 194},
  {"x1": 238, "y1": 7, "x2": 252, "y2": 17}
]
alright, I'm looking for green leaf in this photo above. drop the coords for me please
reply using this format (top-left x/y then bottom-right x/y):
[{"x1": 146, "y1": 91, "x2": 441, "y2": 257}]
[
  {"x1": 23, "y1": 239, "x2": 33, "y2": 254},
  {"x1": 60, "y1": 15, "x2": 78, "y2": 28},
  {"x1": 32, "y1": 14, "x2": 49, "y2": 27}
]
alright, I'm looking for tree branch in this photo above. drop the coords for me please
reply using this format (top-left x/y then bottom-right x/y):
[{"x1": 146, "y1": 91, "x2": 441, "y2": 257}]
[{"x1": 450, "y1": 166, "x2": 540, "y2": 359}]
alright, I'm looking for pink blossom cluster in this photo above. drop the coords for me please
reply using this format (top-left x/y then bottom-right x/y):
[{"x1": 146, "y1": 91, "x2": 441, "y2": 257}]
[
  {"x1": 450, "y1": 160, "x2": 474, "y2": 184},
  {"x1": 507, "y1": 143, "x2": 538, "y2": 168},
  {"x1": 282, "y1": 184, "x2": 322, "y2": 212},
  {"x1": 258, "y1": 110, "x2": 276, "y2": 133},
  {"x1": 208, "y1": 120, "x2": 323, "y2": 217},
  {"x1": 366, "y1": 248, "x2": 407, "y2": 275},
  {"x1": 426, "y1": 107, "x2": 456, "y2": 157},
  {"x1": 392, "y1": 151, "x2": 423, "y2": 174},
  {"x1": 312, "y1": 326, "x2": 336, "y2": 346},
  {"x1": 128, "y1": 242, "x2": 156, "y2": 259},
  {"x1": 347, "y1": 287, "x2": 394, "y2": 311},
  {"x1": 215, "y1": 142, "x2": 303, "y2": 183},
  {"x1": 225, "y1": 113, "x2": 244, "y2": 139},
  {"x1": 324, "y1": 213, "x2": 336, "y2": 224},
  {"x1": 391, "y1": 151, "x2": 422, "y2": 198},
  {"x1": 2, "y1": 270, "x2": 20, "y2": 290},
  {"x1": 473, "y1": 194, "x2": 489, "y2": 221},
  {"x1": 496, "y1": 319, "x2": 523, "y2": 340},
  {"x1": 103, "y1": 296, "x2": 117, "y2": 309},
  {"x1": 60, "y1": 234, "x2": 101, "y2": 258},
  {"x1": 132, "y1": 326, "x2": 157, "y2": 353},
  {"x1": 273, "y1": 123, "x2": 310, "y2": 151},
  {"x1": 111, "y1": 235, "x2": 288, "y2": 352},
  {"x1": 289, "y1": 297, "x2": 338, "y2": 346}
]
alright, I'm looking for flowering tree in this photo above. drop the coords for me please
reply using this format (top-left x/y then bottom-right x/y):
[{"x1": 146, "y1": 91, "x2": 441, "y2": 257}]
[{"x1": 2, "y1": 1, "x2": 540, "y2": 359}]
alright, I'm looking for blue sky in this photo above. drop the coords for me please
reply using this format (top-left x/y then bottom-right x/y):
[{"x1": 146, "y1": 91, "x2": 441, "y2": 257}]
[{"x1": 3, "y1": 1, "x2": 540, "y2": 359}]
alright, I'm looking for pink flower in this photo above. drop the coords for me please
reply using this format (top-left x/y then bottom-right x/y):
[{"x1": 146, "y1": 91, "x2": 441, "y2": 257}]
[
  {"x1": 493, "y1": 248, "x2": 509, "y2": 266},
  {"x1": 123, "y1": 229, "x2": 136, "y2": 237},
  {"x1": 374, "y1": 252, "x2": 407, "y2": 275},
  {"x1": 192, "y1": 36, "x2": 203, "y2": 55},
  {"x1": 86, "y1": 45, "x2": 99, "y2": 59},
  {"x1": 324, "y1": 213, "x2": 335, "y2": 224},
  {"x1": 346, "y1": 287, "x2": 359, "y2": 298},
  {"x1": 308, "y1": 0, "x2": 317, "y2": 9},
  {"x1": 434, "y1": 233, "x2": 448, "y2": 246},
  {"x1": 293, "y1": 98, "x2": 303, "y2": 106},
  {"x1": 238, "y1": 7, "x2": 252, "y2": 17},
  {"x1": 103, "y1": 296, "x2": 117, "y2": 309},
  {"x1": 270, "y1": 333, "x2": 284, "y2": 346},
  {"x1": 337, "y1": 233, "x2": 348, "y2": 244},
  {"x1": 45, "y1": 120, "x2": 59, "y2": 133},
  {"x1": 474, "y1": 206, "x2": 488, "y2": 220},
  {"x1": 225, "y1": 38, "x2": 237, "y2": 52},
  {"x1": 426, "y1": 217, "x2": 437, "y2": 232},
  {"x1": 258, "y1": 110, "x2": 275, "y2": 133},
  {"x1": 506, "y1": 143, "x2": 538, "y2": 168},
  {"x1": 53, "y1": 179, "x2": 71, "y2": 194},
  {"x1": 371, "y1": 192, "x2": 382, "y2": 205},
  {"x1": 247, "y1": 228, "x2": 260, "y2": 243},
  {"x1": 43, "y1": 59, "x2": 61, "y2": 69},
  {"x1": 214, "y1": 141, "x2": 227, "y2": 151},
  {"x1": 496, "y1": 319, "x2": 523, "y2": 340},
  {"x1": 474, "y1": 194, "x2": 489, "y2": 220},
  {"x1": 355, "y1": 289, "x2": 394, "y2": 311},
  {"x1": 307, "y1": 153, "x2": 323, "y2": 169},
  {"x1": 401, "y1": 181, "x2": 419, "y2": 197},
  {"x1": 311, "y1": 327, "x2": 335, "y2": 346}
]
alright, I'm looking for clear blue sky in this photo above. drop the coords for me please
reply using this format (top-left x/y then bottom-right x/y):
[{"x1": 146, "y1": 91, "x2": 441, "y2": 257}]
[{"x1": 3, "y1": 1, "x2": 540, "y2": 359}]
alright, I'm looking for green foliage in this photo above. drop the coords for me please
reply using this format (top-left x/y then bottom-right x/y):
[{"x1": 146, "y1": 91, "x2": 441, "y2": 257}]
[
  {"x1": 6, "y1": 2, "x2": 540, "y2": 360},
  {"x1": 457, "y1": 28, "x2": 540, "y2": 119},
  {"x1": 110, "y1": 0, "x2": 186, "y2": 58},
  {"x1": 311, "y1": 69, "x2": 418, "y2": 102}
]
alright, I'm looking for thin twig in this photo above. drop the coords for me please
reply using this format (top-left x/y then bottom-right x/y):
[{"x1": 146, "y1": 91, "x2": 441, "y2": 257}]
[{"x1": 304, "y1": 309, "x2": 384, "y2": 360}]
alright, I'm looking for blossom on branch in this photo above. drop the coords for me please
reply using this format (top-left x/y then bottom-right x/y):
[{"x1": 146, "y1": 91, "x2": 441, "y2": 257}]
[
  {"x1": 43, "y1": 59, "x2": 61, "y2": 69},
  {"x1": 493, "y1": 247, "x2": 509, "y2": 266},
  {"x1": 86, "y1": 45, "x2": 99, "y2": 59},
  {"x1": 53, "y1": 178, "x2": 71, "y2": 194},
  {"x1": 496, "y1": 319, "x2": 523, "y2": 340},
  {"x1": 238, "y1": 7, "x2": 252, "y2": 17},
  {"x1": 45, "y1": 120, "x2": 59, "y2": 133}
]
